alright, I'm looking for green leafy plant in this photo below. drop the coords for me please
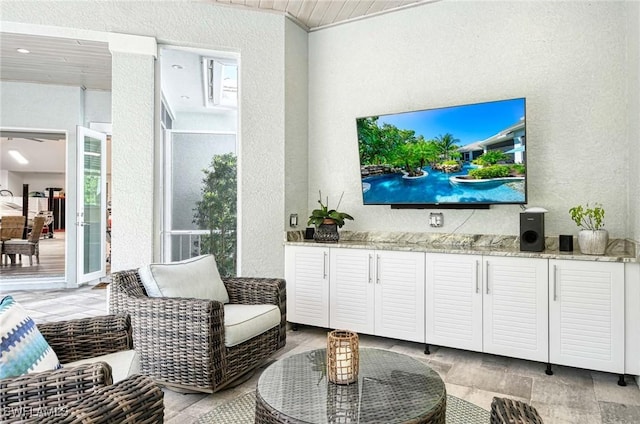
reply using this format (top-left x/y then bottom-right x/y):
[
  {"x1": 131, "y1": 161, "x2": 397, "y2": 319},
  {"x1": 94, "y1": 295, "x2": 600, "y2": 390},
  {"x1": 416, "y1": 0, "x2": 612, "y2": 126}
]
[
  {"x1": 468, "y1": 165, "x2": 511, "y2": 179},
  {"x1": 193, "y1": 153, "x2": 237, "y2": 277},
  {"x1": 308, "y1": 191, "x2": 354, "y2": 228},
  {"x1": 472, "y1": 150, "x2": 509, "y2": 166},
  {"x1": 569, "y1": 203, "x2": 605, "y2": 231},
  {"x1": 510, "y1": 164, "x2": 526, "y2": 175}
]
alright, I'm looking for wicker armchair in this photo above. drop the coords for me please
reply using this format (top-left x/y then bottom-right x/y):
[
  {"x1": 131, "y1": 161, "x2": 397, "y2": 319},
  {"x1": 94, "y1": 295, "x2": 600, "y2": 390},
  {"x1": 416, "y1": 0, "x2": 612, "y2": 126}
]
[
  {"x1": 0, "y1": 315, "x2": 164, "y2": 423},
  {"x1": 110, "y1": 269, "x2": 287, "y2": 393}
]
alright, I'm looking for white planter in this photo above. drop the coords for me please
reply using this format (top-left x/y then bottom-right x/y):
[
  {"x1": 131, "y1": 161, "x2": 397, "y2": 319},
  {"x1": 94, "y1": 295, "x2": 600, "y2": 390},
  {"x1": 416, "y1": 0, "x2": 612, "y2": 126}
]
[{"x1": 577, "y1": 229, "x2": 609, "y2": 255}]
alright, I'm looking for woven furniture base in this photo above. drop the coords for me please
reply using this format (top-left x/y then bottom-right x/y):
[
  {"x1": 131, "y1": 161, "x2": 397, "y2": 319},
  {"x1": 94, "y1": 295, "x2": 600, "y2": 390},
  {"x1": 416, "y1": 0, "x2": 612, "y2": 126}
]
[
  {"x1": 196, "y1": 391, "x2": 490, "y2": 424},
  {"x1": 490, "y1": 397, "x2": 544, "y2": 424}
]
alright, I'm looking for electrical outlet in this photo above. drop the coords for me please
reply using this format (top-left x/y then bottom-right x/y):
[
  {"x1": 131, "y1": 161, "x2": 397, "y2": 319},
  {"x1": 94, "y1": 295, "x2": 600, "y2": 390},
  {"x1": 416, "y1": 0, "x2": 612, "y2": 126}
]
[{"x1": 429, "y1": 212, "x2": 443, "y2": 227}]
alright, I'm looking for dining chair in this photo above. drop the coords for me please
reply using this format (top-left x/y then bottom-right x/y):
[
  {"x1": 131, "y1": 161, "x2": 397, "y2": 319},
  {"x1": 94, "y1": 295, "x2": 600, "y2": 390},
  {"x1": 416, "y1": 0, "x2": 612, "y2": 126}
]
[
  {"x1": 2, "y1": 216, "x2": 45, "y2": 265},
  {"x1": 0, "y1": 215, "x2": 25, "y2": 241}
]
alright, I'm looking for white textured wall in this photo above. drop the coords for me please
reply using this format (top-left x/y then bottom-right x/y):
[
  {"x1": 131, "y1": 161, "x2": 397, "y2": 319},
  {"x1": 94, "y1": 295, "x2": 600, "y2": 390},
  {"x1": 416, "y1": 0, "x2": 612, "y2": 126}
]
[
  {"x1": 1, "y1": 1, "x2": 287, "y2": 278},
  {"x1": 308, "y1": 1, "x2": 633, "y2": 239},
  {"x1": 284, "y1": 19, "x2": 309, "y2": 233},
  {"x1": 110, "y1": 51, "x2": 156, "y2": 271},
  {"x1": 0, "y1": 81, "x2": 80, "y2": 132},
  {"x1": 627, "y1": 1, "x2": 640, "y2": 246},
  {"x1": 84, "y1": 90, "x2": 112, "y2": 125}
]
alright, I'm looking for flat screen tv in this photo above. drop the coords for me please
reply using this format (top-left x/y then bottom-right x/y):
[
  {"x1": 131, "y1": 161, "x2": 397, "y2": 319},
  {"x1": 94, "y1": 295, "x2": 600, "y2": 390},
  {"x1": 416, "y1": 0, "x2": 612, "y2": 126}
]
[{"x1": 356, "y1": 97, "x2": 526, "y2": 209}]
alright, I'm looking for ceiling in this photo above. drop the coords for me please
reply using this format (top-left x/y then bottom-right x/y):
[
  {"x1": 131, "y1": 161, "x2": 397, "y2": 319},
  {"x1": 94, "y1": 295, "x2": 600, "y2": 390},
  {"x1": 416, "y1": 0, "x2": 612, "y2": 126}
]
[
  {"x1": 0, "y1": 1, "x2": 433, "y2": 174},
  {"x1": 209, "y1": 0, "x2": 431, "y2": 31},
  {"x1": 0, "y1": 32, "x2": 112, "y2": 90}
]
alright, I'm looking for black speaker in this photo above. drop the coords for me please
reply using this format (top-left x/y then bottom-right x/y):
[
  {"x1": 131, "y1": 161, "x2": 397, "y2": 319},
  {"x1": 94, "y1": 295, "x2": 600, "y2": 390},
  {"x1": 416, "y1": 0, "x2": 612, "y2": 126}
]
[
  {"x1": 304, "y1": 227, "x2": 315, "y2": 240},
  {"x1": 520, "y1": 212, "x2": 545, "y2": 252},
  {"x1": 559, "y1": 235, "x2": 574, "y2": 252}
]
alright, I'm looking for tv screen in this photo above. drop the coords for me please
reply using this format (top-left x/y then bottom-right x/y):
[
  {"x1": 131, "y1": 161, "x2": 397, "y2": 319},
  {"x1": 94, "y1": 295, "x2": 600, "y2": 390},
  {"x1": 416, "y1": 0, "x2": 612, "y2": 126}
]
[{"x1": 356, "y1": 97, "x2": 526, "y2": 208}]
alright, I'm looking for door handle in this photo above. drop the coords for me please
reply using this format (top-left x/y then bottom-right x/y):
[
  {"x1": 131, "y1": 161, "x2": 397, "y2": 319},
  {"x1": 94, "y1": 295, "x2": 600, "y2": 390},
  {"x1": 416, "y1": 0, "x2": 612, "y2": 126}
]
[
  {"x1": 485, "y1": 261, "x2": 489, "y2": 294},
  {"x1": 376, "y1": 254, "x2": 380, "y2": 284},
  {"x1": 553, "y1": 264, "x2": 557, "y2": 301},
  {"x1": 368, "y1": 254, "x2": 373, "y2": 283},
  {"x1": 323, "y1": 252, "x2": 328, "y2": 279}
]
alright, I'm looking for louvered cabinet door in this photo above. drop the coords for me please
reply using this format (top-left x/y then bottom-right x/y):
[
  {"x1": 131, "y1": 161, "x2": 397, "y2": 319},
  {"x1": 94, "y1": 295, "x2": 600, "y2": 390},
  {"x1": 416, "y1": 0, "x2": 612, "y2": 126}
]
[
  {"x1": 329, "y1": 248, "x2": 375, "y2": 334},
  {"x1": 549, "y1": 260, "x2": 625, "y2": 373},
  {"x1": 374, "y1": 250, "x2": 426, "y2": 343},
  {"x1": 483, "y1": 257, "x2": 549, "y2": 362},
  {"x1": 284, "y1": 245, "x2": 330, "y2": 327},
  {"x1": 425, "y1": 253, "x2": 483, "y2": 352}
]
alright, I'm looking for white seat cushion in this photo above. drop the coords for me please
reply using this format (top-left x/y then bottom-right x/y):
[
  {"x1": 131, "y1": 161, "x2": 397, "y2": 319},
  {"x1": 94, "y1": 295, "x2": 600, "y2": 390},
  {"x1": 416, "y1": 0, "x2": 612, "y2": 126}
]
[
  {"x1": 224, "y1": 304, "x2": 280, "y2": 347},
  {"x1": 139, "y1": 254, "x2": 229, "y2": 303},
  {"x1": 65, "y1": 350, "x2": 140, "y2": 384}
]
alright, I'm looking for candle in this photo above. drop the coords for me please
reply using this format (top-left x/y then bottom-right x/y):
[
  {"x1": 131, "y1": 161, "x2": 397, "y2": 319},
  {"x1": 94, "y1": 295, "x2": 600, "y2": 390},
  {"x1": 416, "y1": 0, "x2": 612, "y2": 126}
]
[
  {"x1": 327, "y1": 329, "x2": 359, "y2": 385},
  {"x1": 336, "y1": 345, "x2": 352, "y2": 383}
]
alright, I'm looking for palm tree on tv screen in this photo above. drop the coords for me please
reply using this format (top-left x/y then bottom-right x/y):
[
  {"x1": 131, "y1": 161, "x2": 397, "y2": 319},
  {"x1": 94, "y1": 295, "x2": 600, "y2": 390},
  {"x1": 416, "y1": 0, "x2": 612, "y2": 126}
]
[{"x1": 434, "y1": 133, "x2": 460, "y2": 161}]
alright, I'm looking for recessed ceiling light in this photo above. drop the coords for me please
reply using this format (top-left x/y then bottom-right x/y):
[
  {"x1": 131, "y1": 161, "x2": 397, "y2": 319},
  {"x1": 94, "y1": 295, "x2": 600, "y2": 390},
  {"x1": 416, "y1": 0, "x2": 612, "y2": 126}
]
[
  {"x1": 172, "y1": 64, "x2": 183, "y2": 70},
  {"x1": 9, "y1": 150, "x2": 29, "y2": 164},
  {"x1": 181, "y1": 96, "x2": 190, "y2": 100},
  {"x1": 16, "y1": 48, "x2": 30, "y2": 54}
]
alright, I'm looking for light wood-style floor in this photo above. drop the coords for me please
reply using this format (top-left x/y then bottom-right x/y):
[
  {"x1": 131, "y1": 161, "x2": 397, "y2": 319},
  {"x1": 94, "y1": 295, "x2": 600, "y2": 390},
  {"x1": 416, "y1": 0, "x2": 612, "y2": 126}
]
[{"x1": 0, "y1": 231, "x2": 65, "y2": 279}]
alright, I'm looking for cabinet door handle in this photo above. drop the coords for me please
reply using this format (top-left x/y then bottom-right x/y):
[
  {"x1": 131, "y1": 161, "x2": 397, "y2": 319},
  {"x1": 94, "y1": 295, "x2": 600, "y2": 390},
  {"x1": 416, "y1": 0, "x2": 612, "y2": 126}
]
[
  {"x1": 323, "y1": 251, "x2": 328, "y2": 279},
  {"x1": 368, "y1": 254, "x2": 373, "y2": 283},
  {"x1": 475, "y1": 260, "x2": 479, "y2": 293},
  {"x1": 485, "y1": 261, "x2": 490, "y2": 294},
  {"x1": 376, "y1": 254, "x2": 381, "y2": 284},
  {"x1": 553, "y1": 264, "x2": 557, "y2": 301}
]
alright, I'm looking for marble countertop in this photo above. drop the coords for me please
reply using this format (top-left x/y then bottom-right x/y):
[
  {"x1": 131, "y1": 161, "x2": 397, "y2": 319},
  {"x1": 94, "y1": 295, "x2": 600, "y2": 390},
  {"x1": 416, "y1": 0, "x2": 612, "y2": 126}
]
[{"x1": 285, "y1": 231, "x2": 638, "y2": 263}]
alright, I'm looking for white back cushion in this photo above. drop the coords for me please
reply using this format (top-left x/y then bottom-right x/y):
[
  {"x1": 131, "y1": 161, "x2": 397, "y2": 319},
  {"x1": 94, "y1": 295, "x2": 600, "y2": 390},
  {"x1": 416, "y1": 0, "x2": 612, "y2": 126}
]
[{"x1": 139, "y1": 254, "x2": 229, "y2": 303}]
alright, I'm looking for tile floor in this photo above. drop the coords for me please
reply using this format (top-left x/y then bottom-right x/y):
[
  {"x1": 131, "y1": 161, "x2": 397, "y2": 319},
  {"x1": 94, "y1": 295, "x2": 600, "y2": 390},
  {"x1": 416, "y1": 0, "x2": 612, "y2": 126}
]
[{"x1": 7, "y1": 285, "x2": 640, "y2": 424}]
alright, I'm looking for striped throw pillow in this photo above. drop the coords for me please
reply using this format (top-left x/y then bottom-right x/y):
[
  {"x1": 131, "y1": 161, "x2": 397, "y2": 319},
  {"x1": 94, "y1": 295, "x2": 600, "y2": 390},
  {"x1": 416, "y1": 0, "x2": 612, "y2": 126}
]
[{"x1": 0, "y1": 295, "x2": 61, "y2": 379}]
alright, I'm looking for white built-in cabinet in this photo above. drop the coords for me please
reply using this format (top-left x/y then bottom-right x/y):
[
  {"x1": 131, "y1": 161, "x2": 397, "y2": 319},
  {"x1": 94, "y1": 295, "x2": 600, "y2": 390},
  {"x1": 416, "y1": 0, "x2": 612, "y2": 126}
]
[
  {"x1": 284, "y1": 245, "x2": 330, "y2": 328},
  {"x1": 549, "y1": 260, "x2": 625, "y2": 373},
  {"x1": 425, "y1": 253, "x2": 483, "y2": 352},
  {"x1": 329, "y1": 248, "x2": 425, "y2": 342},
  {"x1": 285, "y1": 245, "x2": 425, "y2": 342},
  {"x1": 329, "y1": 248, "x2": 375, "y2": 334},
  {"x1": 483, "y1": 257, "x2": 549, "y2": 363},
  {"x1": 425, "y1": 254, "x2": 548, "y2": 362},
  {"x1": 285, "y1": 244, "x2": 635, "y2": 376}
]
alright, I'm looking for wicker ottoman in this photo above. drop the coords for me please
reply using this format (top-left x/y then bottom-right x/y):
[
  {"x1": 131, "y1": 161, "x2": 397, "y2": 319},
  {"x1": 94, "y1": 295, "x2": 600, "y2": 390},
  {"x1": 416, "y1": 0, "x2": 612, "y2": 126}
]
[{"x1": 490, "y1": 397, "x2": 544, "y2": 424}]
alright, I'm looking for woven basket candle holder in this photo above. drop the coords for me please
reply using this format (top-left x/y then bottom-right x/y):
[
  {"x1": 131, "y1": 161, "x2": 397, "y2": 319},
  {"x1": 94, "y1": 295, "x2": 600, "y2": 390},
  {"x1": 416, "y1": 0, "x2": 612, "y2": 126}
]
[{"x1": 327, "y1": 330, "x2": 359, "y2": 385}]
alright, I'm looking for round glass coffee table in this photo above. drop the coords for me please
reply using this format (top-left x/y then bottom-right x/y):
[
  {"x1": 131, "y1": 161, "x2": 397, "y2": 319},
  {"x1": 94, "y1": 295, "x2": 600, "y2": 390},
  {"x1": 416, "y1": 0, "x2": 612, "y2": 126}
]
[{"x1": 255, "y1": 348, "x2": 446, "y2": 424}]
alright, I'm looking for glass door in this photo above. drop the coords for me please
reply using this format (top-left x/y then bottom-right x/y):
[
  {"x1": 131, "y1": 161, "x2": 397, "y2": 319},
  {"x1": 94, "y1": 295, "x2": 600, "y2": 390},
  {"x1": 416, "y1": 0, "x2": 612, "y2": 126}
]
[{"x1": 76, "y1": 126, "x2": 107, "y2": 284}]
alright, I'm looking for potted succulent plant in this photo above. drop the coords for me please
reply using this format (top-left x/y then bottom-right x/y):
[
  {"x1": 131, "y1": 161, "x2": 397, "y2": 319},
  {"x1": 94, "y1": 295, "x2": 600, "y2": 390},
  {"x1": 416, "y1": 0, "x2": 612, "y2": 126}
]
[
  {"x1": 568, "y1": 203, "x2": 608, "y2": 255},
  {"x1": 308, "y1": 191, "x2": 354, "y2": 243}
]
